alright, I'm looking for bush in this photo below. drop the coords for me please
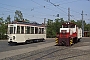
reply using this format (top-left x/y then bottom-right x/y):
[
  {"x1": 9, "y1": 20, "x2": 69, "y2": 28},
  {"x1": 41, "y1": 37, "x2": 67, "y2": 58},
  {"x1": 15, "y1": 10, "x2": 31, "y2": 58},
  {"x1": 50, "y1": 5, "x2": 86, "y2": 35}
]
[{"x1": 0, "y1": 35, "x2": 8, "y2": 40}]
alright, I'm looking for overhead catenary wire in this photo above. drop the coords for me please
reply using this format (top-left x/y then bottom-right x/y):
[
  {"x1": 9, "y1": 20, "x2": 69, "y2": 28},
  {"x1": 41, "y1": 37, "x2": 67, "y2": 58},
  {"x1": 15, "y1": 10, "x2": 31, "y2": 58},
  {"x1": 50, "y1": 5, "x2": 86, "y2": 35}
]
[
  {"x1": 44, "y1": 1, "x2": 83, "y2": 21},
  {"x1": 0, "y1": 0, "x2": 79, "y2": 19},
  {"x1": 56, "y1": 0, "x2": 79, "y2": 5},
  {"x1": 30, "y1": 0, "x2": 69, "y2": 21},
  {"x1": 44, "y1": 0, "x2": 84, "y2": 16},
  {"x1": 30, "y1": 0, "x2": 64, "y2": 14},
  {"x1": 0, "y1": 0, "x2": 89, "y2": 22},
  {"x1": 0, "y1": 6, "x2": 46, "y2": 20},
  {"x1": 44, "y1": 0, "x2": 79, "y2": 20},
  {"x1": 0, "y1": 8, "x2": 49, "y2": 21},
  {"x1": 0, "y1": 1, "x2": 61, "y2": 20}
]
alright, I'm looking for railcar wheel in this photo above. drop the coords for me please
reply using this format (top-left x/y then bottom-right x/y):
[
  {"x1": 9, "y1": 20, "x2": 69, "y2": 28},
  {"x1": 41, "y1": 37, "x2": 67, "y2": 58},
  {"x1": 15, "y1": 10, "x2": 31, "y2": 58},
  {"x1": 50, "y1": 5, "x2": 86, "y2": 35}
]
[
  {"x1": 41, "y1": 39, "x2": 43, "y2": 42},
  {"x1": 8, "y1": 43, "x2": 16, "y2": 46},
  {"x1": 33, "y1": 39, "x2": 38, "y2": 43},
  {"x1": 25, "y1": 40, "x2": 31, "y2": 44}
]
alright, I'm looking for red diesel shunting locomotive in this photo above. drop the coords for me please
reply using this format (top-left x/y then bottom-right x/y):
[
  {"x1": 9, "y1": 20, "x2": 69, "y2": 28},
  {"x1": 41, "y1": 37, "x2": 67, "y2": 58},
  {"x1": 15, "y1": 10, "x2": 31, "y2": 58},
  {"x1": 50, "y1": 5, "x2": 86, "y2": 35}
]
[{"x1": 55, "y1": 22, "x2": 82, "y2": 46}]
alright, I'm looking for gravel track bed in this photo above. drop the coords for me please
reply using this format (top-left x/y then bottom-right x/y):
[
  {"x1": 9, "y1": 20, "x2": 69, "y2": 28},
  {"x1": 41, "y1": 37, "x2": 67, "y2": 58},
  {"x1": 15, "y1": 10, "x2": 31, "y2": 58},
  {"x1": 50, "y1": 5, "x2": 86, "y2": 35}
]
[
  {"x1": 1, "y1": 46, "x2": 67, "y2": 60},
  {"x1": 1, "y1": 45, "x2": 90, "y2": 60}
]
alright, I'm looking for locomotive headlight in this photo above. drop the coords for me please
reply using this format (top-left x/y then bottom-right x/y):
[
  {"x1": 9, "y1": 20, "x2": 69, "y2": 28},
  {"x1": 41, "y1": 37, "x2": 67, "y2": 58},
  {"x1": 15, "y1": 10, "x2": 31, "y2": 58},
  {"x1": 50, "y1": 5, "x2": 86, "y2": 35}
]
[{"x1": 13, "y1": 36, "x2": 15, "y2": 40}]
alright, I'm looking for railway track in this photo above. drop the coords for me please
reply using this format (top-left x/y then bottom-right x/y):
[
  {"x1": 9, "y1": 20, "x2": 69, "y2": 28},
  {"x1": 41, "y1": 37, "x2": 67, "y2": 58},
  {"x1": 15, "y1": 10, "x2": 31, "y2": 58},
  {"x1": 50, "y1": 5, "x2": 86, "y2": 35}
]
[
  {"x1": 1, "y1": 38, "x2": 90, "y2": 60},
  {"x1": 2, "y1": 45, "x2": 90, "y2": 60}
]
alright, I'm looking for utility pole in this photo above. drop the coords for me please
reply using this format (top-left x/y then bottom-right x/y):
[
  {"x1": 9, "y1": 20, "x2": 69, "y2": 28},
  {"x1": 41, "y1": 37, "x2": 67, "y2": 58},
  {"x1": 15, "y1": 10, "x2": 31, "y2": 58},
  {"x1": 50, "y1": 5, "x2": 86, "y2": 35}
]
[
  {"x1": 68, "y1": 8, "x2": 70, "y2": 22},
  {"x1": 81, "y1": 10, "x2": 84, "y2": 37},
  {"x1": 44, "y1": 18, "x2": 47, "y2": 34},
  {"x1": 44, "y1": 18, "x2": 46, "y2": 25}
]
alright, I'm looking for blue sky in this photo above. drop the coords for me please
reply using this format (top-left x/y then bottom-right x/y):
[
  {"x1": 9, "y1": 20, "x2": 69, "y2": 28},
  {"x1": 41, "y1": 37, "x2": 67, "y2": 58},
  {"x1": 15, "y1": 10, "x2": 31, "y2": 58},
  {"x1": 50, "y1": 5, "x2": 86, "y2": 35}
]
[{"x1": 0, "y1": 0, "x2": 90, "y2": 23}]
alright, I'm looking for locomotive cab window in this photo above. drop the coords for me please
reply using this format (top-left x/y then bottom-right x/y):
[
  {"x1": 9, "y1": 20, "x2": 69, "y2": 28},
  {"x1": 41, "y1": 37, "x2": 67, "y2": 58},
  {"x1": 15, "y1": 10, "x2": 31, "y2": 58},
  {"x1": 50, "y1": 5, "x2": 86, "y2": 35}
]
[
  {"x1": 63, "y1": 25, "x2": 68, "y2": 28},
  {"x1": 70, "y1": 25, "x2": 75, "y2": 28},
  {"x1": 63, "y1": 25, "x2": 75, "y2": 28}
]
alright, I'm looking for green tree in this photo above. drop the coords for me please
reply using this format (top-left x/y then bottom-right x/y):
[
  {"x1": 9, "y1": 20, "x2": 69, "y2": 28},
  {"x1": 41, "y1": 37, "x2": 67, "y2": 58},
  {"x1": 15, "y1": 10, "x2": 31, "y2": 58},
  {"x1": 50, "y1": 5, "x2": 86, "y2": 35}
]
[
  {"x1": 0, "y1": 17, "x2": 7, "y2": 39},
  {"x1": 76, "y1": 20, "x2": 82, "y2": 28},
  {"x1": 54, "y1": 18, "x2": 64, "y2": 33},
  {"x1": 5, "y1": 15, "x2": 11, "y2": 24},
  {"x1": 0, "y1": 17, "x2": 4, "y2": 24},
  {"x1": 0, "y1": 24, "x2": 7, "y2": 35},
  {"x1": 14, "y1": 10, "x2": 23, "y2": 21},
  {"x1": 71, "y1": 20, "x2": 76, "y2": 24},
  {"x1": 46, "y1": 18, "x2": 64, "y2": 38},
  {"x1": 46, "y1": 19, "x2": 54, "y2": 38}
]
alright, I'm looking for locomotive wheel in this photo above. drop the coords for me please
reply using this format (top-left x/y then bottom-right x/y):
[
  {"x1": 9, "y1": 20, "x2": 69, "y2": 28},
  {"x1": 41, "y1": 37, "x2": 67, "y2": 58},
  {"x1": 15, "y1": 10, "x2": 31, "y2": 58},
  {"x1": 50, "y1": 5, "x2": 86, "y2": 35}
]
[{"x1": 78, "y1": 39, "x2": 80, "y2": 42}]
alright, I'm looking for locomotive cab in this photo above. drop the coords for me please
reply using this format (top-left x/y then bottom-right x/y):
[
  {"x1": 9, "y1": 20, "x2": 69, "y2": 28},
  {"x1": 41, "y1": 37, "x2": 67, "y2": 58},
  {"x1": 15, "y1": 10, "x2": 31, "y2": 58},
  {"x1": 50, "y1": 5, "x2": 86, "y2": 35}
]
[{"x1": 60, "y1": 22, "x2": 76, "y2": 38}]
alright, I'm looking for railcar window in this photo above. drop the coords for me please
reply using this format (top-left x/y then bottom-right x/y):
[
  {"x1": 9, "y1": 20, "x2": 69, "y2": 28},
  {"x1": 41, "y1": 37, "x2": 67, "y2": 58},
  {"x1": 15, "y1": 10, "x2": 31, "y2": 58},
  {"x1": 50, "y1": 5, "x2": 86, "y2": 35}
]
[
  {"x1": 14, "y1": 27, "x2": 16, "y2": 34},
  {"x1": 21, "y1": 26, "x2": 24, "y2": 34},
  {"x1": 17, "y1": 26, "x2": 20, "y2": 34},
  {"x1": 27, "y1": 26, "x2": 30, "y2": 34},
  {"x1": 31, "y1": 27, "x2": 34, "y2": 34},
  {"x1": 10, "y1": 27, "x2": 13, "y2": 34},
  {"x1": 42, "y1": 28, "x2": 44, "y2": 34},
  {"x1": 39, "y1": 28, "x2": 41, "y2": 34},
  {"x1": 25, "y1": 26, "x2": 27, "y2": 34},
  {"x1": 35, "y1": 27, "x2": 38, "y2": 34}
]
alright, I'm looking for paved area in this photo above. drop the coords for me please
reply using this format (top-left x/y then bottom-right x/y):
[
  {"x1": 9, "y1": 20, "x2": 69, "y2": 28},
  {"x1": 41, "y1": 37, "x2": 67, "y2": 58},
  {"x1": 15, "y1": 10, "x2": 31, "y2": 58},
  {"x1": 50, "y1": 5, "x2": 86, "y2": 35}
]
[
  {"x1": 0, "y1": 42, "x2": 55, "y2": 59},
  {"x1": 0, "y1": 38, "x2": 55, "y2": 52},
  {"x1": 0, "y1": 37, "x2": 90, "y2": 60}
]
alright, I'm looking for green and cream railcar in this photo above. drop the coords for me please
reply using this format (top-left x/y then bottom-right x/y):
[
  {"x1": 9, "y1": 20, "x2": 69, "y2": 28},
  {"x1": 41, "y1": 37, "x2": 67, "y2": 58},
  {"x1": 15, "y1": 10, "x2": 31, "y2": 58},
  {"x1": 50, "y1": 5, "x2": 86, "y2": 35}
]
[{"x1": 7, "y1": 22, "x2": 46, "y2": 45}]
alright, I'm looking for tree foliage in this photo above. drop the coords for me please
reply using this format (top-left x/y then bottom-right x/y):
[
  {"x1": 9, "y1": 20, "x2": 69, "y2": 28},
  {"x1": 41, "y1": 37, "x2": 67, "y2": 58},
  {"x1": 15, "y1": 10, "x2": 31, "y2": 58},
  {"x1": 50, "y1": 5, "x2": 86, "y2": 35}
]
[
  {"x1": 5, "y1": 15, "x2": 11, "y2": 24},
  {"x1": 47, "y1": 18, "x2": 64, "y2": 38},
  {"x1": 14, "y1": 10, "x2": 23, "y2": 21}
]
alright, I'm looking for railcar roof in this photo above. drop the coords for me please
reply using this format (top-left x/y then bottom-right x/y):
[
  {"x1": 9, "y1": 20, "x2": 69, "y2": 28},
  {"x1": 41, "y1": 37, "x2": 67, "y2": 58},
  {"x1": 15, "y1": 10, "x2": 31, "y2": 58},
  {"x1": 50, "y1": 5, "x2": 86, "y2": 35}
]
[{"x1": 9, "y1": 21, "x2": 45, "y2": 27}]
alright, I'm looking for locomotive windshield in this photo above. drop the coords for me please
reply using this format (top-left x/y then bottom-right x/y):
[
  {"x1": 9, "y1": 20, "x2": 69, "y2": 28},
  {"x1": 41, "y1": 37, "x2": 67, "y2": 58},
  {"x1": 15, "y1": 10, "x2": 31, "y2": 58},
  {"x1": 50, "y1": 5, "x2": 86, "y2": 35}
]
[{"x1": 62, "y1": 23, "x2": 75, "y2": 28}]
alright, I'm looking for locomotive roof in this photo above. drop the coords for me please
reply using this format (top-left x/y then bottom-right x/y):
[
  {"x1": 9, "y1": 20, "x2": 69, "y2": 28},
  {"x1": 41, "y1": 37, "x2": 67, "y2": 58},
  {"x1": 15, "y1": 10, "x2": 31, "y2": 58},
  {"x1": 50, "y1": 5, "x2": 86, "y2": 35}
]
[{"x1": 62, "y1": 22, "x2": 76, "y2": 25}]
